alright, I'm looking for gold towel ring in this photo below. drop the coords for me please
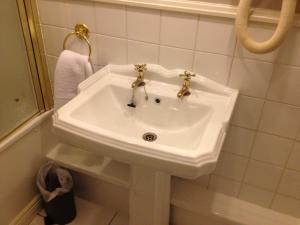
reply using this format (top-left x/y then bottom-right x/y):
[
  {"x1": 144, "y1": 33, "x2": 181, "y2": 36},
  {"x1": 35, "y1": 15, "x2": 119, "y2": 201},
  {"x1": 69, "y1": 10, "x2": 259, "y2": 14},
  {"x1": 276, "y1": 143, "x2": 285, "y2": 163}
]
[{"x1": 63, "y1": 24, "x2": 92, "y2": 62}]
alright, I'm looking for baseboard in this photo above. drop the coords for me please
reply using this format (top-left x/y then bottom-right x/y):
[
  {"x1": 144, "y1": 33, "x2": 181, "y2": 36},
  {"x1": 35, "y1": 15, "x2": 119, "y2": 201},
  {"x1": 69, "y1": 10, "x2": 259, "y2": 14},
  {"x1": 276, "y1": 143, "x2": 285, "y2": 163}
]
[{"x1": 9, "y1": 194, "x2": 42, "y2": 225}]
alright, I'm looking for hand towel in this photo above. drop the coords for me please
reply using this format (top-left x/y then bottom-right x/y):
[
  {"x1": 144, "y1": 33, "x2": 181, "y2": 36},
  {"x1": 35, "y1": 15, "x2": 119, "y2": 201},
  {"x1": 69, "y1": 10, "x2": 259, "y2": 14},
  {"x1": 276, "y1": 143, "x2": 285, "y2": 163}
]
[{"x1": 54, "y1": 50, "x2": 93, "y2": 110}]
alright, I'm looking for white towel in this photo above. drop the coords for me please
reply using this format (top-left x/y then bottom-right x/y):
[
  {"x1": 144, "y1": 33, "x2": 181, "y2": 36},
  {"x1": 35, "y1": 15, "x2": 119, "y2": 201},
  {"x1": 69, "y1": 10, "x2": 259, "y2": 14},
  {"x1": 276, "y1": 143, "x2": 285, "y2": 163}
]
[{"x1": 54, "y1": 50, "x2": 93, "y2": 110}]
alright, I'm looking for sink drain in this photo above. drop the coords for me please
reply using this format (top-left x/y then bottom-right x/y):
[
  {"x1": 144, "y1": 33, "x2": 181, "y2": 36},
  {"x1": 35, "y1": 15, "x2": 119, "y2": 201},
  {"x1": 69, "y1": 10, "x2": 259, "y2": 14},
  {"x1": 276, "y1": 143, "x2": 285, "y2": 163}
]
[{"x1": 143, "y1": 132, "x2": 157, "y2": 142}]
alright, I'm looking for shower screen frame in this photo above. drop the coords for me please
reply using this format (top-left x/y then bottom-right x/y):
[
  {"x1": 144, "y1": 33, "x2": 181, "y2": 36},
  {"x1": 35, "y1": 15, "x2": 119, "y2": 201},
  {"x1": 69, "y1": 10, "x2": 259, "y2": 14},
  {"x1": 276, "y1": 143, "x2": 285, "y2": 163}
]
[{"x1": 0, "y1": 0, "x2": 53, "y2": 141}]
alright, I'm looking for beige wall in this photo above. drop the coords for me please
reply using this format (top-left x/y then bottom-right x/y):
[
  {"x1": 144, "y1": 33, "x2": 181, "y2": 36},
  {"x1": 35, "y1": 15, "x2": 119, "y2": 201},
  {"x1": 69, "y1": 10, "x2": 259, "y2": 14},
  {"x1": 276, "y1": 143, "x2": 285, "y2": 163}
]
[
  {"x1": 0, "y1": 118, "x2": 57, "y2": 225},
  {"x1": 38, "y1": 0, "x2": 300, "y2": 219}
]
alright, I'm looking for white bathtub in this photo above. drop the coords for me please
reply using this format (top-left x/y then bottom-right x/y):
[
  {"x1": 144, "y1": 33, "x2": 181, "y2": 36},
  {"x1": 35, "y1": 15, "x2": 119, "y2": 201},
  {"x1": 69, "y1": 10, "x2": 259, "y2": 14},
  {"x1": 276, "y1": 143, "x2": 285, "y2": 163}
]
[{"x1": 171, "y1": 178, "x2": 299, "y2": 225}]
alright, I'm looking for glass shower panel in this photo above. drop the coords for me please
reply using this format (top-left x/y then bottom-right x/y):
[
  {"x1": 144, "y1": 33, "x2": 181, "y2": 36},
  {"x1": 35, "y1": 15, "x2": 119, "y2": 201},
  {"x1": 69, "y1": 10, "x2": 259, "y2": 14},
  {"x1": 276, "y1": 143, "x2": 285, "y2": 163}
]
[{"x1": 0, "y1": 0, "x2": 39, "y2": 139}]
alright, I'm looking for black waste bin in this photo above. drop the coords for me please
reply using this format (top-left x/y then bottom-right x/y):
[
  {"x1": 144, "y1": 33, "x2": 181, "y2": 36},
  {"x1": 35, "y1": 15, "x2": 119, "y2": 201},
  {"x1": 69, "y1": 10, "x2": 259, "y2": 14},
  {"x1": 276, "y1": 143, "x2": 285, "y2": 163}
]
[{"x1": 37, "y1": 162, "x2": 76, "y2": 225}]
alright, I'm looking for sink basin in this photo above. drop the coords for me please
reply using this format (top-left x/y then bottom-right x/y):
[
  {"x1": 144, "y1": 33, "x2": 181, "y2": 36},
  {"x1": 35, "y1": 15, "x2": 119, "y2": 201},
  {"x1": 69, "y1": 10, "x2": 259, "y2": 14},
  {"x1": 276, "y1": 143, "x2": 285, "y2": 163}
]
[{"x1": 53, "y1": 64, "x2": 238, "y2": 178}]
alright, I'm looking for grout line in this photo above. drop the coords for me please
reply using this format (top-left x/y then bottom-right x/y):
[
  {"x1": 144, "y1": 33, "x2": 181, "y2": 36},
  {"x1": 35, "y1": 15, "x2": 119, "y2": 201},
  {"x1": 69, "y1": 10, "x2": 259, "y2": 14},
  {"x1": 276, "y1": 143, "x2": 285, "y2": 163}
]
[
  {"x1": 206, "y1": 174, "x2": 212, "y2": 190},
  {"x1": 157, "y1": 10, "x2": 163, "y2": 64},
  {"x1": 225, "y1": 38, "x2": 237, "y2": 85},
  {"x1": 221, "y1": 149, "x2": 291, "y2": 169},
  {"x1": 42, "y1": 21, "x2": 299, "y2": 71},
  {"x1": 191, "y1": 15, "x2": 200, "y2": 71},
  {"x1": 235, "y1": 62, "x2": 289, "y2": 200},
  {"x1": 230, "y1": 122, "x2": 300, "y2": 141},
  {"x1": 125, "y1": 5, "x2": 129, "y2": 64},
  {"x1": 236, "y1": 123, "x2": 261, "y2": 197},
  {"x1": 42, "y1": 24, "x2": 240, "y2": 58},
  {"x1": 235, "y1": 61, "x2": 272, "y2": 196},
  {"x1": 269, "y1": 140, "x2": 298, "y2": 207},
  {"x1": 92, "y1": 1, "x2": 98, "y2": 66},
  {"x1": 210, "y1": 173, "x2": 241, "y2": 186},
  {"x1": 235, "y1": 93, "x2": 300, "y2": 109},
  {"x1": 213, "y1": 172, "x2": 274, "y2": 194}
]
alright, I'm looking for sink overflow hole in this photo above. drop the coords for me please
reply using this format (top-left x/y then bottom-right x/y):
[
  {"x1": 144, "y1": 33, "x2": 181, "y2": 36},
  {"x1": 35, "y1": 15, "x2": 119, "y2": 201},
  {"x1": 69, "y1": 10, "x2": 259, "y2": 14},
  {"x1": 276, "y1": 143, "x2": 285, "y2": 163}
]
[{"x1": 143, "y1": 132, "x2": 157, "y2": 142}]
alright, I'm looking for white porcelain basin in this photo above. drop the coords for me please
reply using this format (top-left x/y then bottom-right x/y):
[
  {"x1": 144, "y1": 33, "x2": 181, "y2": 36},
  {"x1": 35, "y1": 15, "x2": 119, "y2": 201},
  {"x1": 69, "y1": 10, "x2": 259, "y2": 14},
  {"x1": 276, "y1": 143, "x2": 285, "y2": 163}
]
[{"x1": 53, "y1": 64, "x2": 238, "y2": 178}]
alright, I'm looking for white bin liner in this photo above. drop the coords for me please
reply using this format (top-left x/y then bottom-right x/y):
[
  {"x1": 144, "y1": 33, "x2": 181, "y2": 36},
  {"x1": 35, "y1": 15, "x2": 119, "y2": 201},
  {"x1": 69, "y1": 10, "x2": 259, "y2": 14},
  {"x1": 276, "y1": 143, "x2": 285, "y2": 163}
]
[{"x1": 36, "y1": 162, "x2": 73, "y2": 202}]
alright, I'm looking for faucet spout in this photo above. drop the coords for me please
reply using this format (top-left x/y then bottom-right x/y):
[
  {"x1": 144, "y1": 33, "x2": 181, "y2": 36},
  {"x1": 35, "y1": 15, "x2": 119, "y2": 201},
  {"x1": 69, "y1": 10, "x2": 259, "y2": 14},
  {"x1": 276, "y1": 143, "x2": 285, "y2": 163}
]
[
  {"x1": 177, "y1": 86, "x2": 191, "y2": 98},
  {"x1": 131, "y1": 77, "x2": 145, "y2": 88}
]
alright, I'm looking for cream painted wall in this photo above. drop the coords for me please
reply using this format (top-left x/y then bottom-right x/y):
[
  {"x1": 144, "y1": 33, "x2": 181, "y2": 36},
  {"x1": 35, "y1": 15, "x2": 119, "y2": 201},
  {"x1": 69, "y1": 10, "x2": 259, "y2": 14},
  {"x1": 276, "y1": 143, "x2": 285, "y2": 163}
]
[{"x1": 0, "y1": 118, "x2": 58, "y2": 225}]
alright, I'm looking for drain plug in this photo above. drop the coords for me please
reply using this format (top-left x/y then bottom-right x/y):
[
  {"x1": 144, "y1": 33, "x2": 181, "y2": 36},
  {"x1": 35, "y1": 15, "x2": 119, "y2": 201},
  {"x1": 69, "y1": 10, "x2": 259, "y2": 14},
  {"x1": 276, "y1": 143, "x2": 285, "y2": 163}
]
[{"x1": 142, "y1": 132, "x2": 157, "y2": 142}]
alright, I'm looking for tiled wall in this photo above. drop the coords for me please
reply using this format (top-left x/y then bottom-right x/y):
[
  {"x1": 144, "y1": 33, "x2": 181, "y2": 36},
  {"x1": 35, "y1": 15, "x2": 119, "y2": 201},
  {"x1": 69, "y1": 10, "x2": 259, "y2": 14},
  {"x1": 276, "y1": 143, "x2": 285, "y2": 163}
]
[
  {"x1": 37, "y1": 0, "x2": 300, "y2": 218},
  {"x1": 198, "y1": 0, "x2": 300, "y2": 11}
]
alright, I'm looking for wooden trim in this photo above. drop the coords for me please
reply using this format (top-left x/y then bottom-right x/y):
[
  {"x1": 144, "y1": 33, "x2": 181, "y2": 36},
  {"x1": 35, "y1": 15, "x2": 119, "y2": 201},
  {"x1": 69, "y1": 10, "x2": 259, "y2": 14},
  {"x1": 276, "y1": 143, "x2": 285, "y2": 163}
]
[{"x1": 8, "y1": 195, "x2": 42, "y2": 225}]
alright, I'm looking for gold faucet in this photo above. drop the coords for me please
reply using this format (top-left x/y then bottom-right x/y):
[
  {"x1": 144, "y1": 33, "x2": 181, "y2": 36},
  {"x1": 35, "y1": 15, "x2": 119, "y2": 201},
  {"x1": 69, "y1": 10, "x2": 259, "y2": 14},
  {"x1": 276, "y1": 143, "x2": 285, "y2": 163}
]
[
  {"x1": 132, "y1": 64, "x2": 147, "y2": 88},
  {"x1": 177, "y1": 71, "x2": 196, "y2": 98}
]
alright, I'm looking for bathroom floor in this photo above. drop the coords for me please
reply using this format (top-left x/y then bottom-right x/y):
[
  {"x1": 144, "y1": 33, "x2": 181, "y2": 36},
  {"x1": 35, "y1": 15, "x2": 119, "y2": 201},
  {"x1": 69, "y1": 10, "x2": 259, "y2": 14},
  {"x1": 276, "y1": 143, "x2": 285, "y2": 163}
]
[{"x1": 29, "y1": 198, "x2": 128, "y2": 225}]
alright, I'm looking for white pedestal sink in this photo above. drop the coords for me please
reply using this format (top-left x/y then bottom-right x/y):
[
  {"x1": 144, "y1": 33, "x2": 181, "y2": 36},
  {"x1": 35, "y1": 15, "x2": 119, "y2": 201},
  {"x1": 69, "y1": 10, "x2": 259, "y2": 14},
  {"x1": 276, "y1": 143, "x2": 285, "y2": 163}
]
[{"x1": 53, "y1": 64, "x2": 238, "y2": 225}]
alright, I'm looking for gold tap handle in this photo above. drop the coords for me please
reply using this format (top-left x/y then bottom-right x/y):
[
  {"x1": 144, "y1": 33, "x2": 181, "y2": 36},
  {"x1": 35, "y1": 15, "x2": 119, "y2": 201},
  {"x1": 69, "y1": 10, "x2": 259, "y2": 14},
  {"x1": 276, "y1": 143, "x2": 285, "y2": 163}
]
[
  {"x1": 179, "y1": 71, "x2": 196, "y2": 80},
  {"x1": 134, "y1": 64, "x2": 147, "y2": 72}
]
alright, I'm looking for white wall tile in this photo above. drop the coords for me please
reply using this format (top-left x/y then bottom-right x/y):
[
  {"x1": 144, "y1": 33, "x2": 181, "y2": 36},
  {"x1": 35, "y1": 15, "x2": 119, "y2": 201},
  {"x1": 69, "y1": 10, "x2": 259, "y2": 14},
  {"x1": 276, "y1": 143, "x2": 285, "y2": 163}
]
[
  {"x1": 228, "y1": 58, "x2": 274, "y2": 98},
  {"x1": 38, "y1": 0, "x2": 67, "y2": 27},
  {"x1": 223, "y1": 126, "x2": 255, "y2": 157},
  {"x1": 231, "y1": 95, "x2": 264, "y2": 129},
  {"x1": 196, "y1": 16, "x2": 236, "y2": 55},
  {"x1": 235, "y1": 22, "x2": 280, "y2": 63},
  {"x1": 287, "y1": 142, "x2": 300, "y2": 171},
  {"x1": 244, "y1": 160, "x2": 283, "y2": 191},
  {"x1": 239, "y1": 184, "x2": 274, "y2": 207},
  {"x1": 277, "y1": 28, "x2": 300, "y2": 67},
  {"x1": 128, "y1": 41, "x2": 159, "y2": 64},
  {"x1": 251, "y1": 133, "x2": 294, "y2": 167},
  {"x1": 42, "y1": 25, "x2": 68, "y2": 56},
  {"x1": 278, "y1": 170, "x2": 300, "y2": 199},
  {"x1": 66, "y1": 0, "x2": 96, "y2": 32},
  {"x1": 159, "y1": 46, "x2": 193, "y2": 70},
  {"x1": 208, "y1": 175, "x2": 241, "y2": 197},
  {"x1": 267, "y1": 64, "x2": 300, "y2": 106},
  {"x1": 213, "y1": 152, "x2": 248, "y2": 181},
  {"x1": 272, "y1": 194, "x2": 300, "y2": 218},
  {"x1": 259, "y1": 101, "x2": 300, "y2": 139},
  {"x1": 127, "y1": 7, "x2": 160, "y2": 43},
  {"x1": 161, "y1": 11, "x2": 198, "y2": 49},
  {"x1": 193, "y1": 52, "x2": 232, "y2": 84},
  {"x1": 95, "y1": 3, "x2": 126, "y2": 38},
  {"x1": 96, "y1": 35, "x2": 127, "y2": 65}
]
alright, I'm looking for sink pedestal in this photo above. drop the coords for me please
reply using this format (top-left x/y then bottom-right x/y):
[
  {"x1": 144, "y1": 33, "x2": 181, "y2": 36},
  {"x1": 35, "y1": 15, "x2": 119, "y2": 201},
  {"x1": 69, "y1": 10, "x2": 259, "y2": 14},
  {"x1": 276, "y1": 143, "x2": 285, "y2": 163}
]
[{"x1": 130, "y1": 165, "x2": 171, "y2": 225}]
